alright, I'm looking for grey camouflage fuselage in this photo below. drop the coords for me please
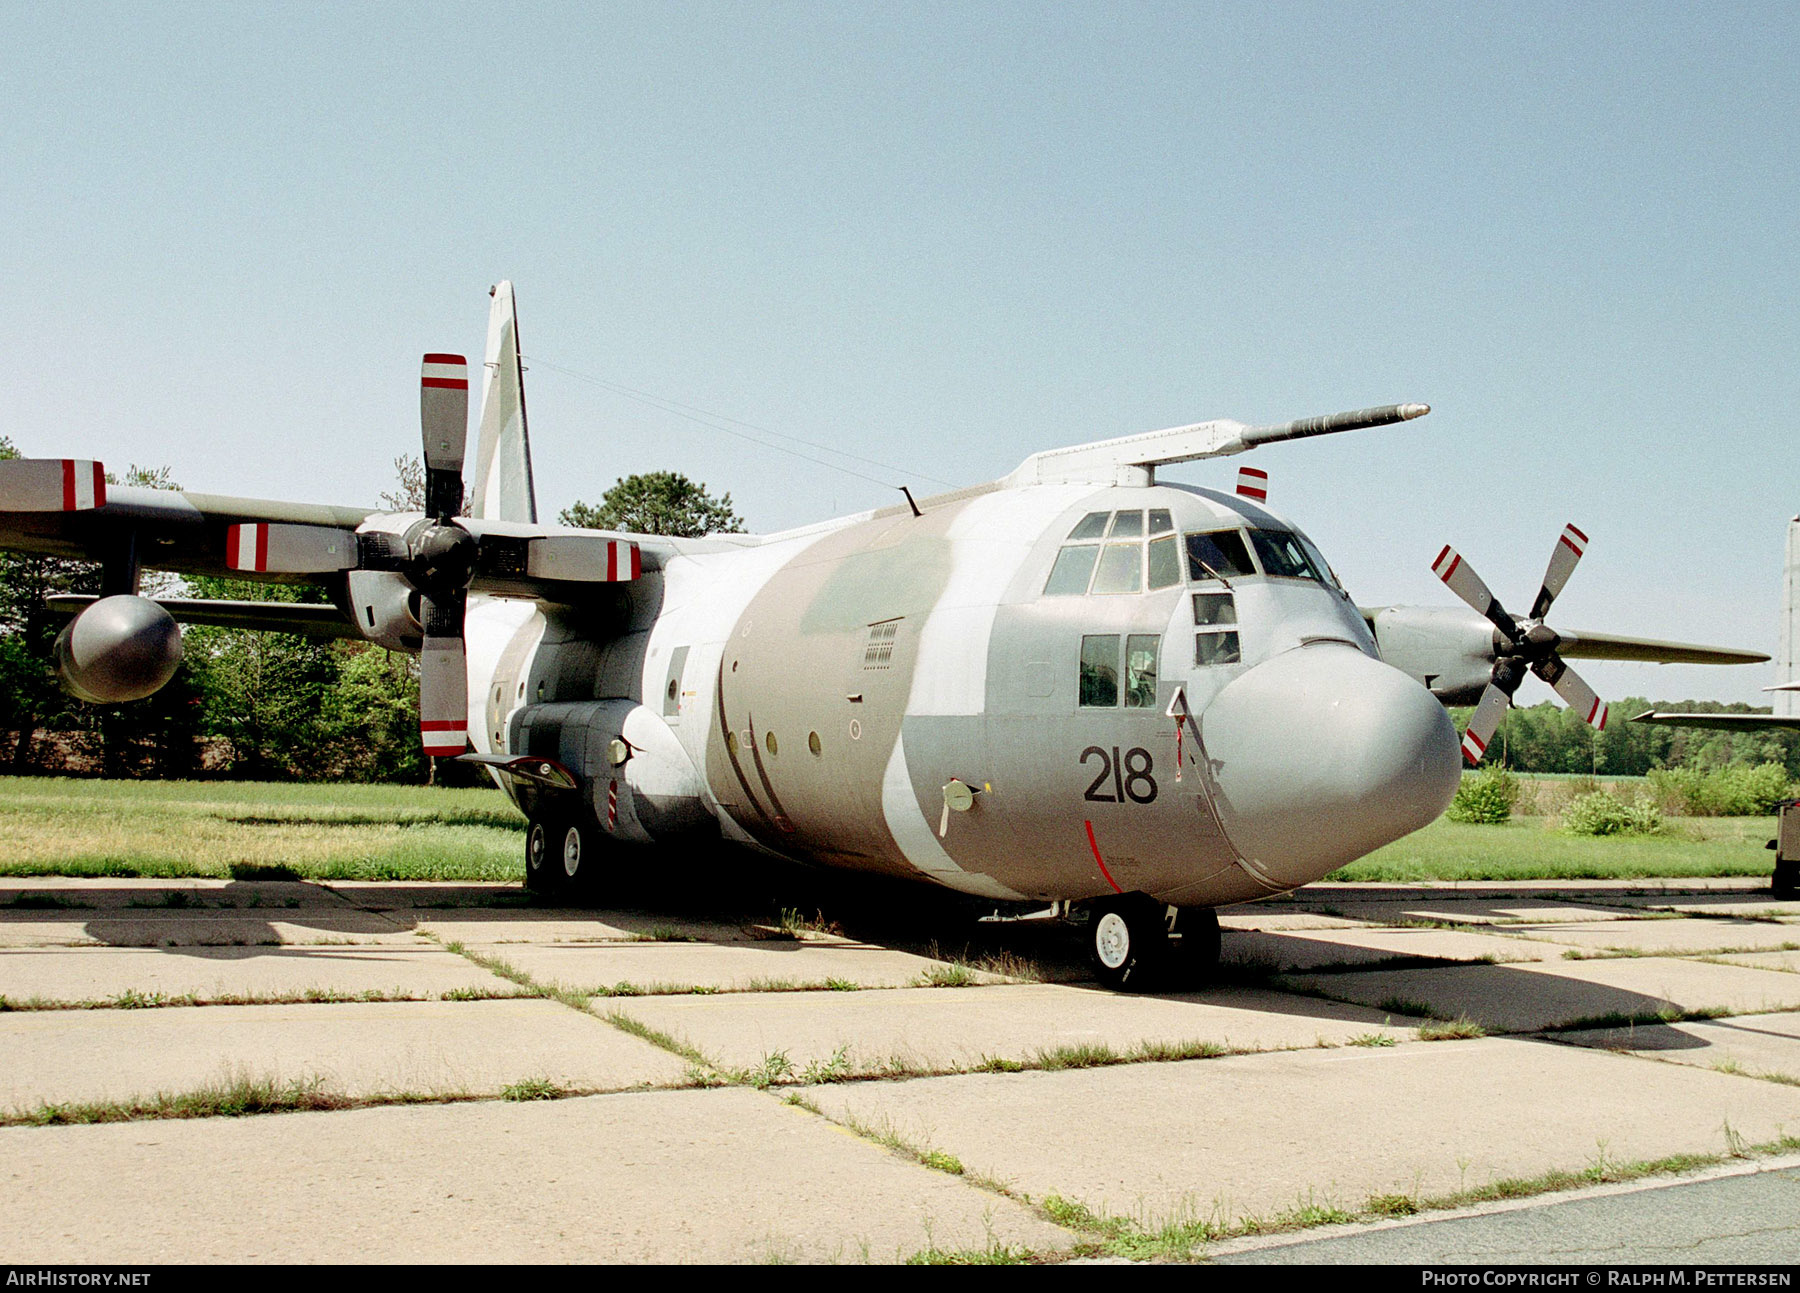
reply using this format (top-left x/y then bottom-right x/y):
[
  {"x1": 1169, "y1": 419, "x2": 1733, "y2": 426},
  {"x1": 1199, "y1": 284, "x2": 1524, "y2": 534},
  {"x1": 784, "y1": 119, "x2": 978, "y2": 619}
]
[{"x1": 471, "y1": 479, "x2": 1462, "y2": 907}]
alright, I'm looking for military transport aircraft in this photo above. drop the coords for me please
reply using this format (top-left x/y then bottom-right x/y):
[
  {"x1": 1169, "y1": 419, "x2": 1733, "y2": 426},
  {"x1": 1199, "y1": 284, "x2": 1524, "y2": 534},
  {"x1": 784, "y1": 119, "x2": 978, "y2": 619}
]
[{"x1": 0, "y1": 285, "x2": 1767, "y2": 989}]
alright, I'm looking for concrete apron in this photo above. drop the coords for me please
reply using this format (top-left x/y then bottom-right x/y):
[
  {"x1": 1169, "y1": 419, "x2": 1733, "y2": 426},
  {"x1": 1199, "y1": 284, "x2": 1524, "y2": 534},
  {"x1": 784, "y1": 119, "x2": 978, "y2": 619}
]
[{"x1": 3, "y1": 877, "x2": 1800, "y2": 1262}]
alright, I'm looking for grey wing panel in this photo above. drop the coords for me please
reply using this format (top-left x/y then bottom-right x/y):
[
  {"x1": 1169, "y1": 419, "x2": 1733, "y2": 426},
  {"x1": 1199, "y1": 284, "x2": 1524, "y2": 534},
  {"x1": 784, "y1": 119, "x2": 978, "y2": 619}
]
[
  {"x1": 1631, "y1": 711, "x2": 1800, "y2": 730},
  {"x1": 0, "y1": 486, "x2": 377, "y2": 588},
  {"x1": 45, "y1": 595, "x2": 359, "y2": 639}
]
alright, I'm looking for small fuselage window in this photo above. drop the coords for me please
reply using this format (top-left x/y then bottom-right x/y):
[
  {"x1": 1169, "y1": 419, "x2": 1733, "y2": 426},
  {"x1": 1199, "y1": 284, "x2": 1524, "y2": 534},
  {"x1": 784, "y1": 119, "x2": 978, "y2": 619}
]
[
  {"x1": 1192, "y1": 591, "x2": 1241, "y2": 666},
  {"x1": 1079, "y1": 633, "x2": 1162, "y2": 708}
]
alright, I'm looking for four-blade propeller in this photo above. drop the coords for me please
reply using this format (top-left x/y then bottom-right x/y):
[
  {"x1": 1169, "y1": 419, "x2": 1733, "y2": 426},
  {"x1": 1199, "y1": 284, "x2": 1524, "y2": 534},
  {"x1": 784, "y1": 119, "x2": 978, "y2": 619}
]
[
  {"x1": 413, "y1": 355, "x2": 477, "y2": 757},
  {"x1": 1433, "y1": 524, "x2": 1609, "y2": 764}
]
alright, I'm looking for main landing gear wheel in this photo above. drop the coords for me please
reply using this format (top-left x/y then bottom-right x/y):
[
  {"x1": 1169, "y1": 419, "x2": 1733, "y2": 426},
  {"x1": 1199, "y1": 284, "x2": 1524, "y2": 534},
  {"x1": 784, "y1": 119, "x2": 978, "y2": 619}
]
[
  {"x1": 1088, "y1": 895, "x2": 1169, "y2": 992},
  {"x1": 1775, "y1": 859, "x2": 1800, "y2": 901},
  {"x1": 557, "y1": 815, "x2": 596, "y2": 897},
  {"x1": 1165, "y1": 907, "x2": 1222, "y2": 987},
  {"x1": 524, "y1": 812, "x2": 566, "y2": 897}
]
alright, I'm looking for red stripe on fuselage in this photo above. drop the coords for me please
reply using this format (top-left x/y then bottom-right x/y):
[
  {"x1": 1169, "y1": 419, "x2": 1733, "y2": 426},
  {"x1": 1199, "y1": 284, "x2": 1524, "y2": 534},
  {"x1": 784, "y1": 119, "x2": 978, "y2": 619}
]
[{"x1": 1083, "y1": 820, "x2": 1124, "y2": 895}]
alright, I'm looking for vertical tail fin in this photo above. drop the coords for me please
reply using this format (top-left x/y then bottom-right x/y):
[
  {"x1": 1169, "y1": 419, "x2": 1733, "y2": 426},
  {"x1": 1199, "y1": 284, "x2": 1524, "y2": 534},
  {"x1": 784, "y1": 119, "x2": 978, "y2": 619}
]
[
  {"x1": 1780, "y1": 519, "x2": 1800, "y2": 717},
  {"x1": 470, "y1": 280, "x2": 538, "y2": 523}
]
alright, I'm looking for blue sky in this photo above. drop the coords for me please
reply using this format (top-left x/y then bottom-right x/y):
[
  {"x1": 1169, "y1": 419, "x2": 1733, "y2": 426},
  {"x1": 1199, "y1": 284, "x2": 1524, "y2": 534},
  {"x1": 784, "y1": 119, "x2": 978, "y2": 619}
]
[{"x1": 4, "y1": 2, "x2": 1796, "y2": 703}]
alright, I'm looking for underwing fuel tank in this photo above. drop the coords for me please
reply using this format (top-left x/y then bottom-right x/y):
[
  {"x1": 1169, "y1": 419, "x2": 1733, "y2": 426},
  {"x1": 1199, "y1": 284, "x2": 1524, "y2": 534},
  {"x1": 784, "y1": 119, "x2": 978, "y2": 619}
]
[{"x1": 53, "y1": 594, "x2": 184, "y2": 703}]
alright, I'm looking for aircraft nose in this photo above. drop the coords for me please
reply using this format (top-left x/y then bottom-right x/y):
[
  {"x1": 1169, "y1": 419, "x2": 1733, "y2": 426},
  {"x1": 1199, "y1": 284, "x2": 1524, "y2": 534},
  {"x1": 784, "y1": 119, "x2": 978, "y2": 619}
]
[{"x1": 1199, "y1": 643, "x2": 1461, "y2": 889}]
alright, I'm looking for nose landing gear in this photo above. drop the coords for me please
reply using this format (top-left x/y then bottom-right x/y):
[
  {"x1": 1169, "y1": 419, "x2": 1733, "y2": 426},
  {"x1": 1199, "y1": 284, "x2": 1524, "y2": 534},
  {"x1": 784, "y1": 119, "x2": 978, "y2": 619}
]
[{"x1": 1086, "y1": 895, "x2": 1221, "y2": 992}]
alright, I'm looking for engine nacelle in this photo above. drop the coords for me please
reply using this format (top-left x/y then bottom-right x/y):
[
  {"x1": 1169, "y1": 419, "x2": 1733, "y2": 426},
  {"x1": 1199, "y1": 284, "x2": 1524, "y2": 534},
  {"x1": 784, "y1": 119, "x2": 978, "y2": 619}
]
[
  {"x1": 1368, "y1": 604, "x2": 1500, "y2": 706},
  {"x1": 54, "y1": 595, "x2": 183, "y2": 703},
  {"x1": 346, "y1": 569, "x2": 422, "y2": 654}
]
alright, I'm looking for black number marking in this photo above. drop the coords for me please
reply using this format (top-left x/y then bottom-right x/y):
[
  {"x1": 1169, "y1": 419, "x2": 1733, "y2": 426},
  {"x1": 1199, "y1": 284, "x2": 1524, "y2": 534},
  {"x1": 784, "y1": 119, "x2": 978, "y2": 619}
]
[
  {"x1": 1081, "y1": 746, "x2": 1116, "y2": 802},
  {"x1": 1123, "y1": 747, "x2": 1158, "y2": 804},
  {"x1": 1080, "y1": 746, "x2": 1157, "y2": 804}
]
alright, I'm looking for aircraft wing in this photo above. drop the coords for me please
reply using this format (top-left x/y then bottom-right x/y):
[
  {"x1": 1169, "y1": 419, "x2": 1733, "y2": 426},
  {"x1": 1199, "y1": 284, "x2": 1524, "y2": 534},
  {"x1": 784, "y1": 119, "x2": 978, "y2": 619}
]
[
  {"x1": 1557, "y1": 631, "x2": 1769, "y2": 666},
  {"x1": 1631, "y1": 710, "x2": 1800, "y2": 730},
  {"x1": 44, "y1": 594, "x2": 361, "y2": 638},
  {"x1": 0, "y1": 478, "x2": 374, "y2": 587},
  {"x1": 0, "y1": 464, "x2": 686, "y2": 605}
]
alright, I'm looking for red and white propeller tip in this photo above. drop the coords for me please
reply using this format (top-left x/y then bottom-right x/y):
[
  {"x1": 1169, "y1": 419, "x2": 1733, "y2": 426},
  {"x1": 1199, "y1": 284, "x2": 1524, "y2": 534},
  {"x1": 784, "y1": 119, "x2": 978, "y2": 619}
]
[{"x1": 1436, "y1": 525, "x2": 1608, "y2": 765}]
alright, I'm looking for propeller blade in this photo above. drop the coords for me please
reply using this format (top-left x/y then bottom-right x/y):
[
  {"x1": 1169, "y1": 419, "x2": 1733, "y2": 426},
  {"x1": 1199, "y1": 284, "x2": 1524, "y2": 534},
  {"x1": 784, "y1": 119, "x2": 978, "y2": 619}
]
[
  {"x1": 1528, "y1": 524, "x2": 1587, "y2": 620},
  {"x1": 0, "y1": 458, "x2": 106, "y2": 512},
  {"x1": 418, "y1": 591, "x2": 468, "y2": 757},
  {"x1": 1431, "y1": 546, "x2": 1517, "y2": 642},
  {"x1": 1532, "y1": 655, "x2": 1609, "y2": 731},
  {"x1": 226, "y1": 523, "x2": 358, "y2": 574},
  {"x1": 420, "y1": 354, "x2": 469, "y2": 520},
  {"x1": 1460, "y1": 682, "x2": 1511, "y2": 765}
]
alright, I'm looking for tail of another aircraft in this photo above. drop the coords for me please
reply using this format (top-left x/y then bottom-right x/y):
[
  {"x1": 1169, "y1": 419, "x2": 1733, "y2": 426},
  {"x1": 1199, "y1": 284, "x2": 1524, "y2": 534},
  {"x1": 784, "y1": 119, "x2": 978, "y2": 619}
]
[
  {"x1": 1779, "y1": 519, "x2": 1800, "y2": 717},
  {"x1": 470, "y1": 281, "x2": 538, "y2": 523}
]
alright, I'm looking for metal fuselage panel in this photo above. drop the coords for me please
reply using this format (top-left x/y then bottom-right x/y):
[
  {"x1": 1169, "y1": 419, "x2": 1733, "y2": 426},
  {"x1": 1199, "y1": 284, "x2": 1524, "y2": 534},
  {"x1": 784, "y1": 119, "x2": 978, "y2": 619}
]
[{"x1": 467, "y1": 482, "x2": 1455, "y2": 907}]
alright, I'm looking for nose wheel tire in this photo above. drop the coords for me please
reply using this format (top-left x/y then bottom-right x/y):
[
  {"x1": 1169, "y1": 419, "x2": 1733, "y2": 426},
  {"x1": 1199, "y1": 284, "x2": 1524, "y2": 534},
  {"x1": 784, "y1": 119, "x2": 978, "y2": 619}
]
[
  {"x1": 1088, "y1": 895, "x2": 1169, "y2": 992},
  {"x1": 1775, "y1": 860, "x2": 1800, "y2": 901}
]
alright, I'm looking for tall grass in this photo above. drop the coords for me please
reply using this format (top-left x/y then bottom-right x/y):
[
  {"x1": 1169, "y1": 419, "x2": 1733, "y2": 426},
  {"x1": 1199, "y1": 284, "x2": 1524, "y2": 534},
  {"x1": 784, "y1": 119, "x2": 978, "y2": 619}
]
[{"x1": 0, "y1": 776, "x2": 523, "y2": 881}]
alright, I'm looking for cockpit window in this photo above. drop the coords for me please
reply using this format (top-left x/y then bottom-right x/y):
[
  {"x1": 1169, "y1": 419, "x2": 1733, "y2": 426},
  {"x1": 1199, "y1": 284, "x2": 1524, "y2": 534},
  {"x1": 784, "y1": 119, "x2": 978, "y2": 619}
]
[
  {"x1": 1090, "y1": 543, "x2": 1144, "y2": 594},
  {"x1": 1298, "y1": 534, "x2": 1344, "y2": 591},
  {"x1": 1079, "y1": 635, "x2": 1119, "y2": 707},
  {"x1": 1249, "y1": 529, "x2": 1327, "y2": 583},
  {"x1": 1193, "y1": 592, "x2": 1241, "y2": 667},
  {"x1": 1125, "y1": 635, "x2": 1159, "y2": 708},
  {"x1": 1044, "y1": 544, "x2": 1101, "y2": 596},
  {"x1": 1047, "y1": 509, "x2": 1186, "y2": 597},
  {"x1": 1146, "y1": 535, "x2": 1181, "y2": 590},
  {"x1": 1184, "y1": 530, "x2": 1255, "y2": 582},
  {"x1": 1080, "y1": 633, "x2": 1162, "y2": 707},
  {"x1": 1107, "y1": 510, "x2": 1144, "y2": 539},
  {"x1": 1067, "y1": 512, "x2": 1110, "y2": 541}
]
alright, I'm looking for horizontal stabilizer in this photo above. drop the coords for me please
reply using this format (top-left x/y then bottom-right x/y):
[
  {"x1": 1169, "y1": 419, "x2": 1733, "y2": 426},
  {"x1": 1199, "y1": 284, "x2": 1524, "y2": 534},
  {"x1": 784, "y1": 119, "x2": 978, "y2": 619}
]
[{"x1": 0, "y1": 458, "x2": 106, "y2": 512}]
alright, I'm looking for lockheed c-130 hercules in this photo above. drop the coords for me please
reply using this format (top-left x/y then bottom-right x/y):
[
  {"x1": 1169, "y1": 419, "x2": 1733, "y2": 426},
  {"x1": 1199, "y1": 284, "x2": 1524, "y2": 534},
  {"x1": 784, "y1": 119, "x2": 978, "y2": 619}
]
[{"x1": 0, "y1": 285, "x2": 1767, "y2": 989}]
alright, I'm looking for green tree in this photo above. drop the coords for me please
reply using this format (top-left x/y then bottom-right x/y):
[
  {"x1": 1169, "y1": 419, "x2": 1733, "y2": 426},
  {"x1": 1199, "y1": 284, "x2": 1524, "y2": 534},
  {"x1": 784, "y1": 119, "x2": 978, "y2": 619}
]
[
  {"x1": 559, "y1": 471, "x2": 743, "y2": 537},
  {"x1": 323, "y1": 643, "x2": 425, "y2": 783}
]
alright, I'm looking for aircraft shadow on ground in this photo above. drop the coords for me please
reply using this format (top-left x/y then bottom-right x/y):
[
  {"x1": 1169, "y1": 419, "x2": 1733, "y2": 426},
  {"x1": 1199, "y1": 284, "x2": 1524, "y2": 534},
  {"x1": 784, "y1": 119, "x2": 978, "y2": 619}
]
[{"x1": 4, "y1": 872, "x2": 1769, "y2": 1055}]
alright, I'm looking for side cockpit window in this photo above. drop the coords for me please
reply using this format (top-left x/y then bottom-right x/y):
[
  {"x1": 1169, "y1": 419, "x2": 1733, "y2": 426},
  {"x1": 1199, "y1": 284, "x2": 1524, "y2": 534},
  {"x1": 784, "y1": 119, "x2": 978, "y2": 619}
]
[
  {"x1": 1248, "y1": 529, "x2": 1323, "y2": 582},
  {"x1": 1047, "y1": 509, "x2": 1181, "y2": 596},
  {"x1": 1193, "y1": 592, "x2": 1241, "y2": 666},
  {"x1": 1080, "y1": 633, "x2": 1162, "y2": 708}
]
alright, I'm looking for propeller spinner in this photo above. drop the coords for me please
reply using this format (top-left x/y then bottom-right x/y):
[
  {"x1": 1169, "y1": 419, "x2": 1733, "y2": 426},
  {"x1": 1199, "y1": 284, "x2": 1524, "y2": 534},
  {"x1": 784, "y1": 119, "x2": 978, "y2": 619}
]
[{"x1": 1433, "y1": 524, "x2": 1608, "y2": 765}]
